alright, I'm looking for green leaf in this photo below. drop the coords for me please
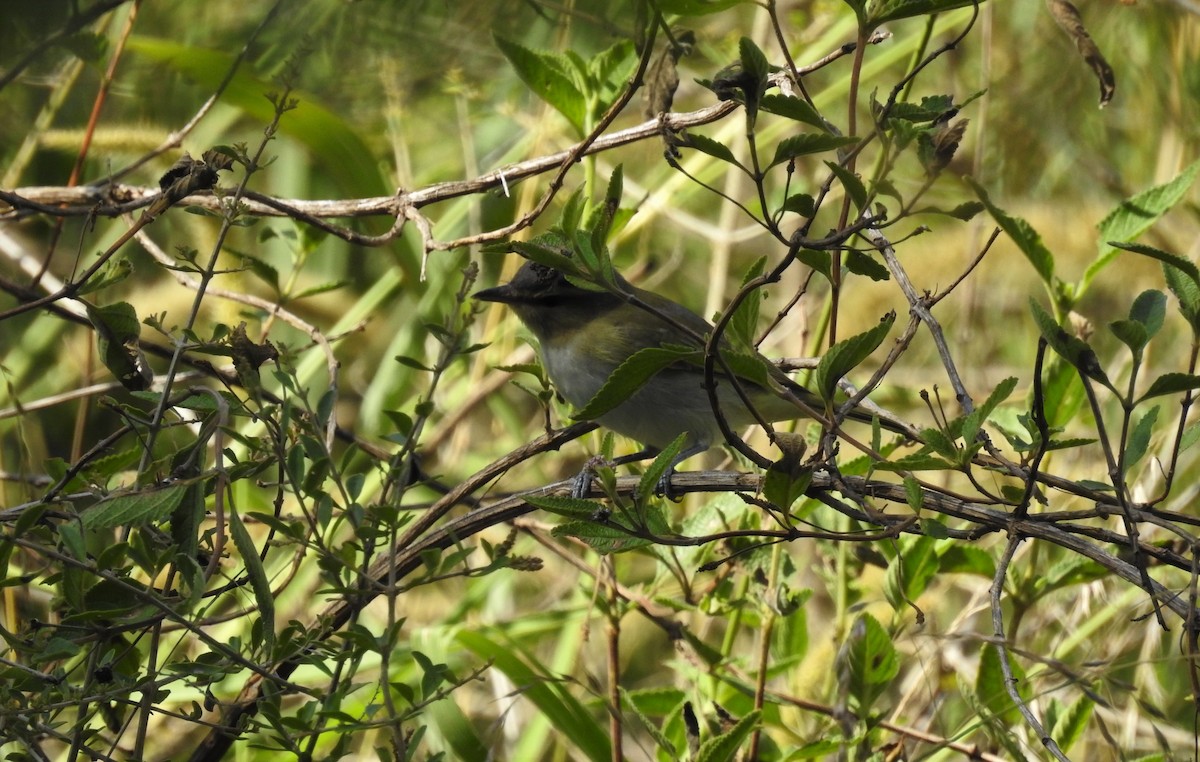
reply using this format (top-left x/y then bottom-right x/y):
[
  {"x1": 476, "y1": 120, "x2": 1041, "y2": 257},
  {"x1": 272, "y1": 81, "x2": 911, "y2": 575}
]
[
  {"x1": 797, "y1": 248, "x2": 832, "y2": 279},
  {"x1": 1086, "y1": 160, "x2": 1200, "y2": 290},
  {"x1": 737, "y1": 37, "x2": 769, "y2": 124},
  {"x1": 961, "y1": 376, "x2": 1018, "y2": 445},
  {"x1": 86, "y1": 301, "x2": 152, "y2": 390},
  {"x1": 230, "y1": 506, "x2": 275, "y2": 656},
  {"x1": 620, "y1": 688, "x2": 680, "y2": 757},
  {"x1": 1181, "y1": 421, "x2": 1200, "y2": 453},
  {"x1": 1029, "y1": 299, "x2": 1110, "y2": 387},
  {"x1": 782, "y1": 193, "x2": 816, "y2": 217},
  {"x1": 76, "y1": 256, "x2": 133, "y2": 296},
  {"x1": 494, "y1": 35, "x2": 586, "y2": 134},
  {"x1": 727, "y1": 257, "x2": 767, "y2": 349},
  {"x1": 695, "y1": 709, "x2": 760, "y2": 762},
  {"x1": 759, "y1": 94, "x2": 828, "y2": 129},
  {"x1": 763, "y1": 443, "x2": 812, "y2": 509},
  {"x1": 1123, "y1": 405, "x2": 1158, "y2": 474},
  {"x1": 681, "y1": 133, "x2": 740, "y2": 167},
  {"x1": 869, "y1": 0, "x2": 982, "y2": 25},
  {"x1": 1111, "y1": 290, "x2": 1166, "y2": 357},
  {"x1": 587, "y1": 40, "x2": 636, "y2": 95},
  {"x1": 942, "y1": 201, "x2": 986, "y2": 220},
  {"x1": 1048, "y1": 694, "x2": 1094, "y2": 753},
  {"x1": 1108, "y1": 319, "x2": 1148, "y2": 357},
  {"x1": 1114, "y1": 241, "x2": 1200, "y2": 284},
  {"x1": 813, "y1": 311, "x2": 895, "y2": 402},
  {"x1": 573, "y1": 345, "x2": 698, "y2": 421},
  {"x1": 770, "y1": 134, "x2": 858, "y2": 167},
  {"x1": 885, "y1": 94, "x2": 955, "y2": 123},
  {"x1": 977, "y1": 644, "x2": 1028, "y2": 726},
  {"x1": 903, "y1": 475, "x2": 924, "y2": 512},
  {"x1": 842, "y1": 613, "x2": 899, "y2": 713},
  {"x1": 1129, "y1": 289, "x2": 1166, "y2": 337},
  {"x1": 844, "y1": 249, "x2": 889, "y2": 281},
  {"x1": 1138, "y1": 372, "x2": 1200, "y2": 402},
  {"x1": 83, "y1": 484, "x2": 186, "y2": 530},
  {"x1": 874, "y1": 453, "x2": 956, "y2": 472},
  {"x1": 524, "y1": 494, "x2": 606, "y2": 519},
  {"x1": 638, "y1": 434, "x2": 687, "y2": 499},
  {"x1": 970, "y1": 179, "x2": 1055, "y2": 287},
  {"x1": 508, "y1": 235, "x2": 577, "y2": 275},
  {"x1": 553, "y1": 520, "x2": 652, "y2": 554},
  {"x1": 938, "y1": 545, "x2": 995, "y2": 577},
  {"x1": 825, "y1": 160, "x2": 867, "y2": 210},
  {"x1": 457, "y1": 630, "x2": 611, "y2": 761},
  {"x1": 884, "y1": 535, "x2": 937, "y2": 611}
]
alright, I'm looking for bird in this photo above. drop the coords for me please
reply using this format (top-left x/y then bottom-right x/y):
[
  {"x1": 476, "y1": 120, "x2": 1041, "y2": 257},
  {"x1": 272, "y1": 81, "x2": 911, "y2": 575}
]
[{"x1": 475, "y1": 259, "x2": 908, "y2": 496}]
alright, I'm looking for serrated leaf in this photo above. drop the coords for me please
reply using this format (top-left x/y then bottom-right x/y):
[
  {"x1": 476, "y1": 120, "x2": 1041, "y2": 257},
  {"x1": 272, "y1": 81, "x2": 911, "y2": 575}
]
[
  {"x1": 977, "y1": 644, "x2": 1028, "y2": 726},
  {"x1": 763, "y1": 443, "x2": 812, "y2": 510},
  {"x1": 638, "y1": 434, "x2": 687, "y2": 499},
  {"x1": 961, "y1": 376, "x2": 1018, "y2": 445},
  {"x1": 759, "y1": 94, "x2": 827, "y2": 129},
  {"x1": 507, "y1": 237, "x2": 577, "y2": 275},
  {"x1": 844, "y1": 249, "x2": 889, "y2": 281},
  {"x1": 695, "y1": 709, "x2": 760, "y2": 762},
  {"x1": 1087, "y1": 161, "x2": 1200, "y2": 289},
  {"x1": 230, "y1": 507, "x2": 274, "y2": 655},
  {"x1": 842, "y1": 613, "x2": 898, "y2": 713},
  {"x1": 782, "y1": 193, "x2": 815, "y2": 217},
  {"x1": 620, "y1": 688, "x2": 679, "y2": 756},
  {"x1": 552, "y1": 520, "x2": 652, "y2": 554},
  {"x1": 884, "y1": 535, "x2": 937, "y2": 611},
  {"x1": 813, "y1": 312, "x2": 895, "y2": 402},
  {"x1": 1166, "y1": 264, "x2": 1200, "y2": 333},
  {"x1": 797, "y1": 248, "x2": 832, "y2": 279},
  {"x1": 1115, "y1": 241, "x2": 1200, "y2": 283},
  {"x1": 681, "y1": 133, "x2": 740, "y2": 166},
  {"x1": 524, "y1": 494, "x2": 606, "y2": 519},
  {"x1": 737, "y1": 37, "x2": 768, "y2": 120},
  {"x1": 1029, "y1": 299, "x2": 1110, "y2": 387},
  {"x1": 494, "y1": 35, "x2": 586, "y2": 134},
  {"x1": 770, "y1": 134, "x2": 858, "y2": 167},
  {"x1": 1123, "y1": 405, "x2": 1159, "y2": 473},
  {"x1": 83, "y1": 485, "x2": 188, "y2": 529},
  {"x1": 727, "y1": 257, "x2": 767, "y2": 349},
  {"x1": 825, "y1": 160, "x2": 867, "y2": 210},
  {"x1": 873, "y1": 453, "x2": 956, "y2": 472},
  {"x1": 573, "y1": 346, "x2": 697, "y2": 421},
  {"x1": 885, "y1": 94, "x2": 956, "y2": 123},
  {"x1": 1049, "y1": 694, "x2": 1094, "y2": 753},
  {"x1": 903, "y1": 475, "x2": 924, "y2": 511},
  {"x1": 76, "y1": 256, "x2": 133, "y2": 296},
  {"x1": 970, "y1": 179, "x2": 1055, "y2": 286},
  {"x1": 869, "y1": 0, "x2": 981, "y2": 26}
]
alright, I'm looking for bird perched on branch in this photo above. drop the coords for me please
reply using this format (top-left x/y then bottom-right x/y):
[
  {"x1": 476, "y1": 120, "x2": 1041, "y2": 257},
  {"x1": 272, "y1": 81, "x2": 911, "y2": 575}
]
[{"x1": 476, "y1": 259, "x2": 910, "y2": 495}]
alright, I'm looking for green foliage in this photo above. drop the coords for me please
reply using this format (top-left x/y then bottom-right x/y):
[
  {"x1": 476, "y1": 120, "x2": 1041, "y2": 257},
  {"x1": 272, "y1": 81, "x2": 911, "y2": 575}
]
[{"x1": 1, "y1": 2, "x2": 1197, "y2": 761}]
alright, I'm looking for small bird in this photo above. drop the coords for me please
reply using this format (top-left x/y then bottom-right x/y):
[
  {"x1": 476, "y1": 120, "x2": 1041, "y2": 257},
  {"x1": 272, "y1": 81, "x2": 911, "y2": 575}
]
[{"x1": 476, "y1": 259, "x2": 904, "y2": 493}]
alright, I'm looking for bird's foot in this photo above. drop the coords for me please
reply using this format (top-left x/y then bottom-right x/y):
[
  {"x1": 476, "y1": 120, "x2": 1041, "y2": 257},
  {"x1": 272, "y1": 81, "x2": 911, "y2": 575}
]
[{"x1": 570, "y1": 454, "x2": 611, "y2": 500}]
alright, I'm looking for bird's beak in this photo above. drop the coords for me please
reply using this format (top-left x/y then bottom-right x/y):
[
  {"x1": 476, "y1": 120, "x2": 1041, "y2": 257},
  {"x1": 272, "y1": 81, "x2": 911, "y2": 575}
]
[{"x1": 473, "y1": 283, "x2": 519, "y2": 304}]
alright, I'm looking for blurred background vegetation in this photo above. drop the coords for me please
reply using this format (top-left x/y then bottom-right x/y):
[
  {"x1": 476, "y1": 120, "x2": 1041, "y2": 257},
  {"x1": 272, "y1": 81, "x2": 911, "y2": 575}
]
[{"x1": 2, "y1": 1, "x2": 1200, "y2": 760}]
